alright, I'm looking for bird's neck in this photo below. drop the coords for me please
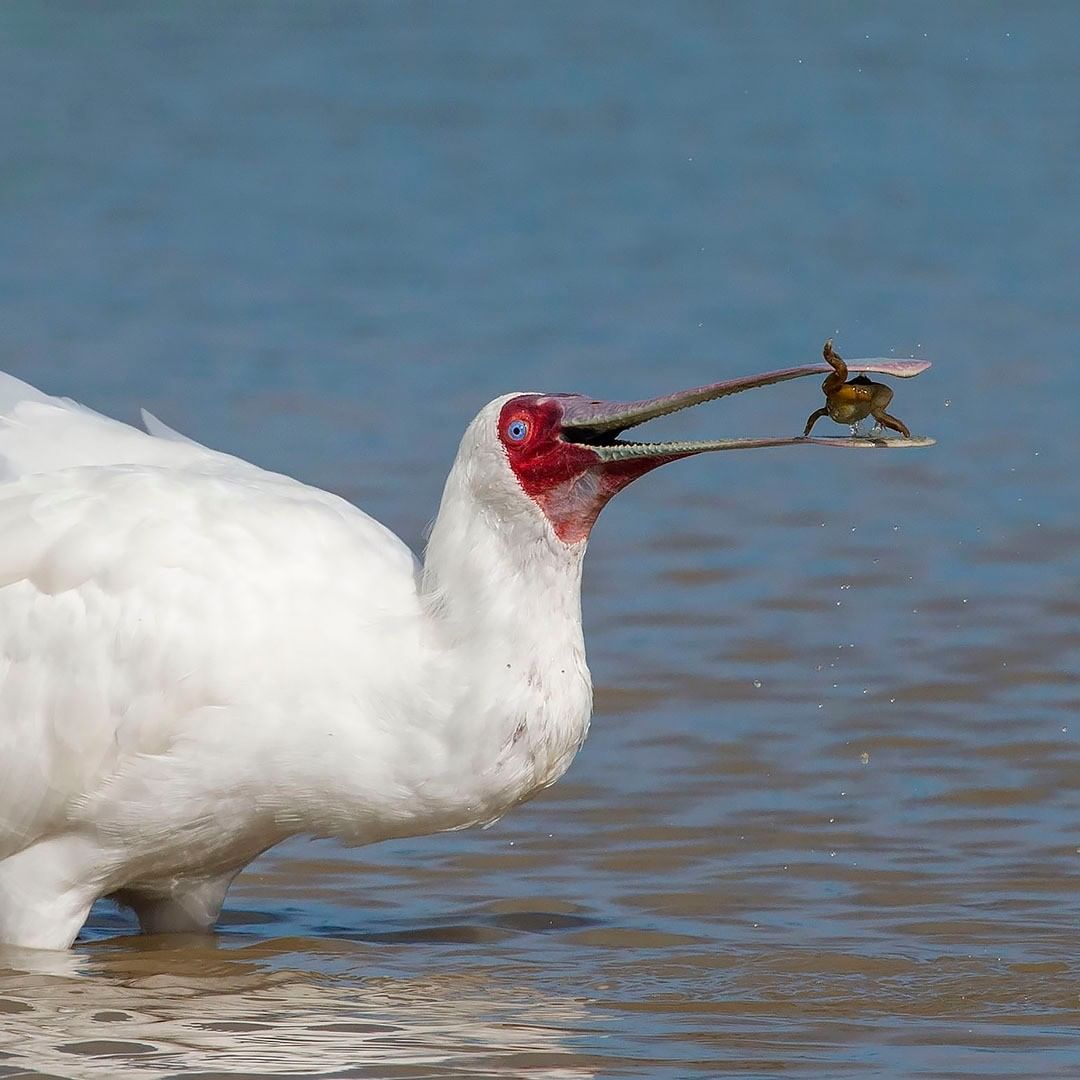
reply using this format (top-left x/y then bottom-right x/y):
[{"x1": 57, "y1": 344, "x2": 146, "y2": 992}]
[
  {"x1": 417, "y1": 460, "x2": 593, "y2": 820},
  {"x1": 422, "y1": 467, "x2": 586, "y2": 649}
]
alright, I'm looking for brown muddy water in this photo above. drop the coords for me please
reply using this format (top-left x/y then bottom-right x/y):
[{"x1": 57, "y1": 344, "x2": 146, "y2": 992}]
[{"x1": 1, "y1": 3, "x2": 1078, "y2": 1078}]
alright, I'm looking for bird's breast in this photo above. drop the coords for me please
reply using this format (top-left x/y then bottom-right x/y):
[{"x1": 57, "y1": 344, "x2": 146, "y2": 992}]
[{"x1": 478, "y1": 646, "x2": 593, "y2": 816}]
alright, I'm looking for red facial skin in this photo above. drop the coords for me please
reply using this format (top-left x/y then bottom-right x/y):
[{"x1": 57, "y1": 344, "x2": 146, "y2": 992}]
[{"x1": 497, "y1": 397, "x2": 682, "y2": 544}]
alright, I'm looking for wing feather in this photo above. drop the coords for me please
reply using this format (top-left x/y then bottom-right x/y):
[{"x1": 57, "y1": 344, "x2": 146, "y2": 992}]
[{"x1": 0, "y1": 372, "x2": 422, "y2": 861}]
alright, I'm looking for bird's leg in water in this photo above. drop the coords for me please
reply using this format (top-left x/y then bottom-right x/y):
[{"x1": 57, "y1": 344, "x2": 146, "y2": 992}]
[
  {"x1": 112, "y1": 873, "x2": 239, "y2": 935},
  {"x1": 0, "y1": 835, "x2": 101, "y2": 950}
]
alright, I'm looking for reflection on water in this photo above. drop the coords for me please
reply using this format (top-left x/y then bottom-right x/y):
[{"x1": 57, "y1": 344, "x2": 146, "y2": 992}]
[
  {"x1": 2, "y1": 1, "x2": 1079, "y2": 1077},
  {"x1": 0, "y1": 942, "x2": 595, "y2": 1078},
  {"x1": 2, "y1": 917, "x2": 1077, "y2": 1078}
]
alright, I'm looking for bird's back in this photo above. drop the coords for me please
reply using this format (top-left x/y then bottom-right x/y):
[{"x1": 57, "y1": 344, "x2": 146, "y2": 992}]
[{"x1": 0, "y1": 373, "x2": 424, "y2": 866}]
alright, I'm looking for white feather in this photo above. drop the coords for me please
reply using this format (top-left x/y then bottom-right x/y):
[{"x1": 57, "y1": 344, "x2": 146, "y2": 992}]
[
  {"x1": 139, "y1": 407, "x2": 202, "y2": 445},
  {"x1": 0, "y1": 376, "x2": 591, "y2": 948}
]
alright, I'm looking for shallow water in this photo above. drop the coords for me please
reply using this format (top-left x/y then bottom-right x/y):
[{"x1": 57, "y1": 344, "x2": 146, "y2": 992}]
[{"x1": 1, "y1": 3, "x2": 1078, "y2": 1077}]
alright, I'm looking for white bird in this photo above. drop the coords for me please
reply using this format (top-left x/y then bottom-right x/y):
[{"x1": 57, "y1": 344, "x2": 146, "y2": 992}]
[{"x1": 0, "y1": 358, "x2": 930, "y2": 949}]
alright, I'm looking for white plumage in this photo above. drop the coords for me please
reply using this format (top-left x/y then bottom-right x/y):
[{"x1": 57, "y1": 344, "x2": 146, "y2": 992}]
[
  {"x1": 0, "y1": 357, "x2": 930, "y2": 948},
  {"x1": 0, "y1": 377, "x2": 594, "y2": 948}
]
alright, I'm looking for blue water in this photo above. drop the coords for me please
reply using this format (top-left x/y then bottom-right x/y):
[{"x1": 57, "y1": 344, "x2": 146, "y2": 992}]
[{"x1": 0, "y1": 4, "x2": 1078, "y2": 1078}]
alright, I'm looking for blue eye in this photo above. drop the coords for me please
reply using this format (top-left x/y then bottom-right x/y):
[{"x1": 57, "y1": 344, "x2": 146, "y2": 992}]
[{"x1": 506, "y1": 419, "x2": 529, "y2": 442}]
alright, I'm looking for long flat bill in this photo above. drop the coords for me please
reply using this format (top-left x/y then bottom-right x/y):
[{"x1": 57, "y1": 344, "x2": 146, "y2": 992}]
[{"x1": 797, "y1": 434, "x2": 935, "y2": 448}]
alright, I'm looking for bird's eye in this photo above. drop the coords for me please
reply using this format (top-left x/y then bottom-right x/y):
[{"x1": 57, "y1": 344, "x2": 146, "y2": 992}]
[{"x1": 506, "y1": 419, "x2": 529, "y2": 442}]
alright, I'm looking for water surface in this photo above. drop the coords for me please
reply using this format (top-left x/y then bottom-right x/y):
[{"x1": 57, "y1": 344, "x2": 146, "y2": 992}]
[{"x1": 0, "y1": 3, "x2": 1077, "y2": 1077}]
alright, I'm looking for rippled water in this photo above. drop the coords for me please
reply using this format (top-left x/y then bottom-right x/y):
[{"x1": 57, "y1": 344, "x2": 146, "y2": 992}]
[{"x1": 1, "y1": 3, "x2": 1078, "y2": 1077}]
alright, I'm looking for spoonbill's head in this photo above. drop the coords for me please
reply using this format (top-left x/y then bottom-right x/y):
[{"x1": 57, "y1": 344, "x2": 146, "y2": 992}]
[
  {"x1": 492, "y1": 391, "x2": 708, "y2": 545},
  {"x1": 454, "y1": 359, "x2": 932, "y2": 546}
]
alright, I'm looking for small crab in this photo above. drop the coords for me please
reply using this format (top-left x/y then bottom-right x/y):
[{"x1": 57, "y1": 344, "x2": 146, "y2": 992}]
[{"x1": 803, "y1": 340, "x2": 911, "y2": 439}]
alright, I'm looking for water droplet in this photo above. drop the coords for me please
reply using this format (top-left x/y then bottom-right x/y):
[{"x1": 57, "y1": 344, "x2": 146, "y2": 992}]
[
  {"x1": 752, "y1": 679, "x2": 762, "y2": 689},
  {"x1": 860, "y1": 752, "x2": 870, "y2": 765},
  {"x1": 944, "y1": 399, "x2": 952, "y2": 407}
]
